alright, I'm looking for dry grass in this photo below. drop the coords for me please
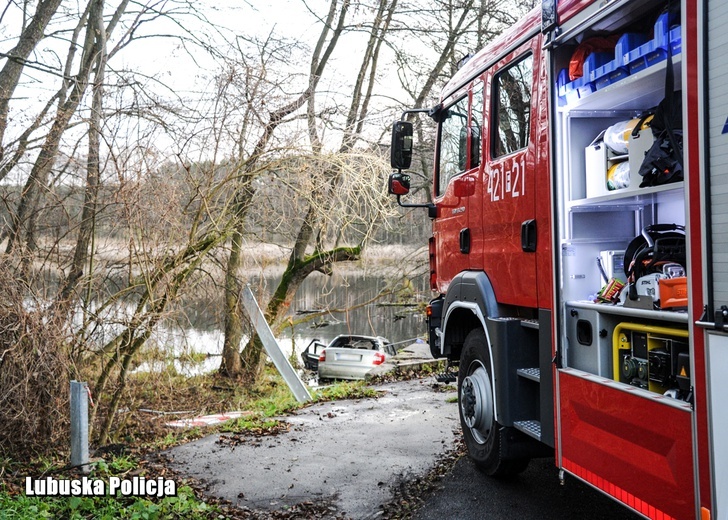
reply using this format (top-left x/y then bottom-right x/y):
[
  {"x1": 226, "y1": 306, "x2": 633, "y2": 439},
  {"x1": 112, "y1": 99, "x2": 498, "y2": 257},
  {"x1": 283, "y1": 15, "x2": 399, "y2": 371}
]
[{"x1": 0, "y1": 264, "x2": 70, "y2": 461}]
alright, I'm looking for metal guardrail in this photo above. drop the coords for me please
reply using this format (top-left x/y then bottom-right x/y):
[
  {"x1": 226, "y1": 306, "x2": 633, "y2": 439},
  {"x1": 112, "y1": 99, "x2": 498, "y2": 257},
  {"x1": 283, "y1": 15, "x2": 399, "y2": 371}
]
[{"x1": 240, "y1": 285, "x2": 312, "y2": 404}]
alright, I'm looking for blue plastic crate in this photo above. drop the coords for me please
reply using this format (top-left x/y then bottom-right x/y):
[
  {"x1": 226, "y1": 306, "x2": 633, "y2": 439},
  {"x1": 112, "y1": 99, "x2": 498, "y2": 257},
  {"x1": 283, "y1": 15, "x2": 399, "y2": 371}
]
[
  {"x1": 556, "y1": 68, "x2": 570, "y2": 105},
  {"x1": 593, "y1": 59, "x2": 629, "y2": 90},
  {"x1": 670, "y1": 25, "x2": 681, "y2": 54},
  {"x1": 592, "y1": 33, "x2": 648, "y2": 90},
  {"x1": 615, "y1": 32, "x2": 649, "y2": 66},
  {"x1": 563, "y1": 76, "x2": 595, "y2": 104},
  {"x1": 628, "y1": 40, "x2": 668, "y2": 74},
  {"x1": 653, "y1": 12, "x2": 671, "y2": 47},
  {"x1": 569, "y1": 76, "x2": 596, "y2": 103},
  {"x1": 556, "y1": 68, "x2": 596, "y2": 106},
  {"x1": 557, "y1": 68, "x2": 569, "y2": 95},
  {"x1": 627, "y1": 14, "x2": 670, "y2": 73},
  {"x1": 583, "y1": 52, "x2": 613, "y2": 82}
]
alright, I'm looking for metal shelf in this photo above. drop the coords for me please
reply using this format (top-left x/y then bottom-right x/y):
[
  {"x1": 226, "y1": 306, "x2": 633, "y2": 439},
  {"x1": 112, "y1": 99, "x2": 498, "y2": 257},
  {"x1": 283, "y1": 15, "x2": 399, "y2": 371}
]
[
  {"x1": 568, "y1": 182, "x2": 684, "y2": 208},
  {"x1": 565, "y1": 300, "x2": 689, "y2": 324}
]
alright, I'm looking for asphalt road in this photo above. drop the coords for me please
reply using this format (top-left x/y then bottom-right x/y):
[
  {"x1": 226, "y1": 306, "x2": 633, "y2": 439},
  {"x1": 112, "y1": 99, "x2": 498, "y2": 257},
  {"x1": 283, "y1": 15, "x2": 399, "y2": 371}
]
[
  {"x1": 165, "y1": 378, "x2": 460, "y2": 519},
  {"x1": 412, "y1": 455, "x2": 643, "y2": 520},
  {"x1": 165, "y1": 375, "x2": 643, "y2": 520}
]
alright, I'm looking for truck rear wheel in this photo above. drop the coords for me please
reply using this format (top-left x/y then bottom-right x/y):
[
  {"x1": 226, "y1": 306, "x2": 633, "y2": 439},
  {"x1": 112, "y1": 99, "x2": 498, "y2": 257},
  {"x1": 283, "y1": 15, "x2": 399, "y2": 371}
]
[{"x1": 458, "y1": 328, "x2": 529, "y2": 476}]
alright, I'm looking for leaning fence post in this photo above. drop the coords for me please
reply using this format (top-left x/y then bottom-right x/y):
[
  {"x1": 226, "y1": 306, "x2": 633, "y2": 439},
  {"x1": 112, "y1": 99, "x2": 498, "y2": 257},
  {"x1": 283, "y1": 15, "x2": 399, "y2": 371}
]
[{"x1": 70, "y1": 381, "x2": 90, "y2": 474}]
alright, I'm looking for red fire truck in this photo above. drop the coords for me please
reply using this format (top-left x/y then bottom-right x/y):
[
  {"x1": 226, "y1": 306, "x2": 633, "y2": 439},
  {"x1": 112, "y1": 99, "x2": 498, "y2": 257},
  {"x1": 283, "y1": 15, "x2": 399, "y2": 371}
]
[{"x1": 388, "y1": 0, "x2": 726, "y2": 518}]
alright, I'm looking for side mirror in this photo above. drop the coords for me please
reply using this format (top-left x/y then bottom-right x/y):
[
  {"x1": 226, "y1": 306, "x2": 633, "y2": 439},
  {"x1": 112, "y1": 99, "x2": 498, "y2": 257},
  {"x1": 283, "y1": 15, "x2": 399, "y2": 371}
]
[
  {"x1": 388, "y1": 172, "x2": 411, "y2": 196},
  {"x1": 391, "y1": 121, "x2": 413, "y2": 170}
]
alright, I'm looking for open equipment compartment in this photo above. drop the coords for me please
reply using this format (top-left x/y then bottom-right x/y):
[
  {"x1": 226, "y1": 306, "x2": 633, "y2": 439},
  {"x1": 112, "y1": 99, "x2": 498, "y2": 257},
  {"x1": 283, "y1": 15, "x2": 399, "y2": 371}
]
[
  {"x1": 551, "y1": 6, "x2": 694, "y2": 517},
  {"x1": 553, "y1": 1, "x2": 689, "y2": 400}
]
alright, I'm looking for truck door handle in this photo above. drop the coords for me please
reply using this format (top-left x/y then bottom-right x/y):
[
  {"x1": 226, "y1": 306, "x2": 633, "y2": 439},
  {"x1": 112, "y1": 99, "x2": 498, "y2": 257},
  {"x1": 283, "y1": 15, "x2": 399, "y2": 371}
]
[
  {"x1": 460, "y1": 228, "x2": 471, "y2": 254},
  {"x1": 521, "y1": 219, "x2": 536, "y2": 252}
]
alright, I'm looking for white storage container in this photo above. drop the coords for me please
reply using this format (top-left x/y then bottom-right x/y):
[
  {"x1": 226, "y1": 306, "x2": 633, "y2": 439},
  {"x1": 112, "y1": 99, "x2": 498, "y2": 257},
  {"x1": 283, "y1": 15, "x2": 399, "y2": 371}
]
[
  {"x1": 584, "y1": 124, "x2": 655, "y2": 198},
  {"x1": 627, "y1": 125, "x2": 656, "y2": 186}
]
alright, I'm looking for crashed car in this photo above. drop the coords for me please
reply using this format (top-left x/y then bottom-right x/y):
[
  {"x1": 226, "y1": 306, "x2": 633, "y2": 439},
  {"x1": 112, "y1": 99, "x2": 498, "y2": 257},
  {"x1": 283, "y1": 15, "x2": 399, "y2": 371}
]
[
  {"x1": 300, "y1": 338, "x2": 328, "y2": 371},
  {"x1": 306, "y1": 335, "x2": 395, "y2": 381}
]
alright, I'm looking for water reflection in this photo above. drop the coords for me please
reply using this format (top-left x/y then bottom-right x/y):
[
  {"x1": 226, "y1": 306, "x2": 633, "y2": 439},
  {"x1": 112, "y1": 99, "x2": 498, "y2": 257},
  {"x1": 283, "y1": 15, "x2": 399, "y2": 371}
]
[{"x1": 135, "y1": 271, "x2": 429, "y2": 376}]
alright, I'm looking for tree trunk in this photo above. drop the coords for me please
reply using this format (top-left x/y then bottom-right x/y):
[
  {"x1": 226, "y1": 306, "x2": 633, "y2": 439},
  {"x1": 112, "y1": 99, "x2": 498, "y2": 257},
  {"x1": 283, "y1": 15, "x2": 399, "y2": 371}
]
[
  {"x1": 57, "y1": 1, "x2": 107, "y2": 310},
  {"x1": 218, "y1": 1, "x2": 350, "y2": 380},
  {"x1": 0, "y1": 0, "x2": 63, "y2": 161},
  {"x1": 220, "y1": 226, "x2": 245, "y2": 377}
]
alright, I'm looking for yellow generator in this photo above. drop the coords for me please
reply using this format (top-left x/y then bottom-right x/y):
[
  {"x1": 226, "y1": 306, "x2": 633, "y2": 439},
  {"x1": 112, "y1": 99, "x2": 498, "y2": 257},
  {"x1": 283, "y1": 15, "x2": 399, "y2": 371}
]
[{"x1": 612, "y1": 323, "x2": 690, "y2": 398}]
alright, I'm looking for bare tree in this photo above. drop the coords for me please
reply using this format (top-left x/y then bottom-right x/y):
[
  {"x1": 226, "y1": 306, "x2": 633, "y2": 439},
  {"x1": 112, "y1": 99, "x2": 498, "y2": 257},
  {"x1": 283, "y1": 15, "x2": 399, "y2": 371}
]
[
  {"x1": 220, "y1": 0, "x2": 351, "y2": 380},
  {"x1": 221, "y1": 0, "x2": 402, "y2": 384},
  {"x1": 0, "y1": 0, "x2": 63, "y2": 165},
  {"x1": 4, "y1": 0, "x2": 127, "y2": 256}
]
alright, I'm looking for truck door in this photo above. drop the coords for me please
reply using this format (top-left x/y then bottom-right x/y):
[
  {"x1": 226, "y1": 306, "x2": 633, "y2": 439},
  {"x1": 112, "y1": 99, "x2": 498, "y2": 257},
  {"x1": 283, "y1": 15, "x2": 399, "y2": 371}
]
[
  {"x1": 480, "y1": 43, "x2": 539, "y2": 308},
  {"x1": 705, "y1": 0, "x2": 728, "y2": 515},
  {"x1": 432, "y1": 84, "x2": 482, "y2": 290}
]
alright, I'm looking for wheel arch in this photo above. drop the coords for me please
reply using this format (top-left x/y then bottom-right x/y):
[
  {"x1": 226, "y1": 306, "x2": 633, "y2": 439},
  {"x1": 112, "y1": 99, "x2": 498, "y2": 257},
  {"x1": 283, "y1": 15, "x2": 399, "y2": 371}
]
[
  {"x1": 440, "y1": 271, "x2": 500, "y2": 359},
  {"x1": 440, "y1": 271, "x2": 502, "y2": 422}
]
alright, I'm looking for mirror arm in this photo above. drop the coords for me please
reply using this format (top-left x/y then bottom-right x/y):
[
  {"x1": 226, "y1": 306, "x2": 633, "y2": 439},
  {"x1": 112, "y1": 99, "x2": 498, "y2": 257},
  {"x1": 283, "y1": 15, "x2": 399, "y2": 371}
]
[
  {"x1": 400, "y1": 108, "x2": 431, "y2": 122},
  {"x1": 395, "y1": 194, "x2": 434, "y2": 210}
]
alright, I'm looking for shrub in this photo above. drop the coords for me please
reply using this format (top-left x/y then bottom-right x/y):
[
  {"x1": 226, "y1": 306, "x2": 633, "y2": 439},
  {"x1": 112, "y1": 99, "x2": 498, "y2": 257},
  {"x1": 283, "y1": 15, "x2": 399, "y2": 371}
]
[{"x1": 0, "y1": 266, "x2": 70, "y2": 460}]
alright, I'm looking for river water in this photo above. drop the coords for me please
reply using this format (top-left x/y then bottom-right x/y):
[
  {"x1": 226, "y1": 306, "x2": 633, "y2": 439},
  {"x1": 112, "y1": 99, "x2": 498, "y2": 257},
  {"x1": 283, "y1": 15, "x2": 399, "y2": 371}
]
[{"x1": 134, "y1": 271, "x2": 430, "y2": 376}]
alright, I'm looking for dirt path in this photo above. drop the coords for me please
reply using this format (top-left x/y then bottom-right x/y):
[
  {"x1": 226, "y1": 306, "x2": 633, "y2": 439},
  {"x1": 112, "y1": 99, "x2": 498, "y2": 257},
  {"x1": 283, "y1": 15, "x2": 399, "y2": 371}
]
[{"x1": 163, "y1": 379, "x2": 459, "y2": 519}]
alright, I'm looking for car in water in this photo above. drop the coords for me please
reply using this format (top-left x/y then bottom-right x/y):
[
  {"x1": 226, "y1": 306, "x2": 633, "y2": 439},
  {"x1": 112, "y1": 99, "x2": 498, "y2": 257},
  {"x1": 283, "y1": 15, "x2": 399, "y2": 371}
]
[{"x1": 307, "y1": 335, "x2": 395, "y2": 381}]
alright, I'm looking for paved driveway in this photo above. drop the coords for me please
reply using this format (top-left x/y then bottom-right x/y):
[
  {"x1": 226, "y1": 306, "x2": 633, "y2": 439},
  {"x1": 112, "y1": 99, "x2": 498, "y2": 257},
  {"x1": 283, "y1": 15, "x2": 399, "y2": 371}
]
[
  {"x1": 165, "y1": 379, "x2": 459, "y2": 519},
  {"x1": 165, "y1": 375, "x2": 643, "y2": 520}
]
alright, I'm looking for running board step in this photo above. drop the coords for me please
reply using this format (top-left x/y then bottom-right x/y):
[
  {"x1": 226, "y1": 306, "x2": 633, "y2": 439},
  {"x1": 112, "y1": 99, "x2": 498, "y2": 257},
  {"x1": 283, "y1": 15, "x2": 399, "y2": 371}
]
[
  {"x1": 514, "y1": 420, "x2": 541, "y2": 441},
  {"x1": 517, "y1": 367, "x2": 540, "y2": 382},
  {"x1": 520, "y1": 319, "x2": 539, "y2": 330},
  {"x1": 435, "y1": 372, "x2": 457, "y2": 384}
]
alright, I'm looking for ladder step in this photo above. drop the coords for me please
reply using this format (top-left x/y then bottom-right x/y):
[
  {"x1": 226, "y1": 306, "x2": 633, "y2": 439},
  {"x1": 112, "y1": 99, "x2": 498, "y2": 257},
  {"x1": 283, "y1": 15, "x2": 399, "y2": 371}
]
[
  {"x1": 514, "y1": 420, "x2": 542, "y2": 441},
  {"x1": 517, "y1": 367, "x2": 541, "y2": 382}
]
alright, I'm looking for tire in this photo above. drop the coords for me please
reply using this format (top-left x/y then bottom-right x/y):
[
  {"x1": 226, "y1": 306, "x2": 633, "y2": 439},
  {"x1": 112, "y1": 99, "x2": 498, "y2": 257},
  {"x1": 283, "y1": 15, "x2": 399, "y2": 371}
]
[{"x1": 458, "y1": 328, "x2": 529, "y2": 477}]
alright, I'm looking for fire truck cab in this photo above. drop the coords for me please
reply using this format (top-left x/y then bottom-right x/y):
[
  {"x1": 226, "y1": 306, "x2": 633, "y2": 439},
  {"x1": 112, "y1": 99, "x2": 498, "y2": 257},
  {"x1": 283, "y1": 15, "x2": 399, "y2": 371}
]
[{"x1": 389, "y1": 0, "x2": 728, "y2": 518}]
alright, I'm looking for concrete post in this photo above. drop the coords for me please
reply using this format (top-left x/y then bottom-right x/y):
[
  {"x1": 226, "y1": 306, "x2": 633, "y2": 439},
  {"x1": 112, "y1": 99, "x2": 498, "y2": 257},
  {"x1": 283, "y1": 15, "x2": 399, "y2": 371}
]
[{"x1": 70, "y1": 380, "x2": 90, "y2": 474}]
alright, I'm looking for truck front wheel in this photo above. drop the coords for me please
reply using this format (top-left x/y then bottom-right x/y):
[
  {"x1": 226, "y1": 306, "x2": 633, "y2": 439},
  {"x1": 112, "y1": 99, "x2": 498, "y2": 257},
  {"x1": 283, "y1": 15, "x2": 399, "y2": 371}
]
[{"x1": 458, "y1": 328, "x2": 529, "y2": 476}]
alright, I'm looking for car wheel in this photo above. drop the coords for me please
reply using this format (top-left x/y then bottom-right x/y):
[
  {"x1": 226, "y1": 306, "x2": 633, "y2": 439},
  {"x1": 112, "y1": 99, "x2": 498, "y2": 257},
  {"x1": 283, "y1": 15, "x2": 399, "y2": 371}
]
[{"x1": 458, "y1": 328, "x2": 529, "y2": 477}]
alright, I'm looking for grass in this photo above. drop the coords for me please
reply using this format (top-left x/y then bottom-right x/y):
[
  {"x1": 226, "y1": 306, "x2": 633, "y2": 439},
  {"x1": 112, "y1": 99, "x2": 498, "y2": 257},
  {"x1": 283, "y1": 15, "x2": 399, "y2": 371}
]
[
  {"x1": 313, "y1": 380, "x2": 381, "y2": 401},
  {"x1": 178, "y1": 351, "x2": 209, "y2": 365},
  {"x1": 0, "y1": 484, "x2": 214, "y2": 519},
  {"x1": 0, "y1": 454, "x2": 216, "y2": 520},
  {"x1": 218, "y1": 416, "x2": 283, "y2": 434},
  {"x1": 0, "y1": 368, "x2": 397, "y2": 519}
]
